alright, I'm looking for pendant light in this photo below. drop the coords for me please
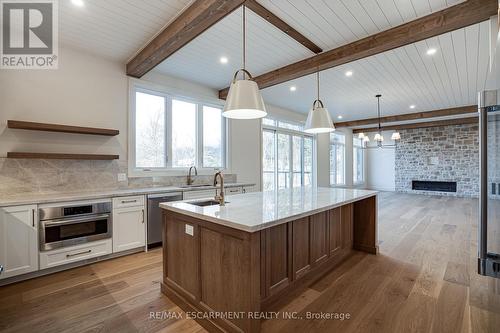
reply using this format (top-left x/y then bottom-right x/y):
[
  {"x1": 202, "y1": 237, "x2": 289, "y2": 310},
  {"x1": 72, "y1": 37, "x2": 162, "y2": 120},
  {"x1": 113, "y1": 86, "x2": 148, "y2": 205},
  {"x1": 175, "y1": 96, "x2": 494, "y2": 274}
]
[
  {"x1": 223, "y1": 6, "x2": 267, "y2": 119},
  {"x1": 304, "y1": 70, "x2": 334, "y2": 133},
  {"x1": 365, "y1": 94, "x2": 401, "y2": 149}
]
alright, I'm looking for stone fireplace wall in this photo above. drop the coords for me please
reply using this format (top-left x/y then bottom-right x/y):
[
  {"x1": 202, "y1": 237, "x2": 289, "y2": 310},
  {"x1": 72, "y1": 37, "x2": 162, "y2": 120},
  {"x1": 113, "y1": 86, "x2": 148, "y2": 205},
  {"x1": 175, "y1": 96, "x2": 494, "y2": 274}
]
[{"x1": 394, "y1": 123, "x2": 479, "y2": 197}]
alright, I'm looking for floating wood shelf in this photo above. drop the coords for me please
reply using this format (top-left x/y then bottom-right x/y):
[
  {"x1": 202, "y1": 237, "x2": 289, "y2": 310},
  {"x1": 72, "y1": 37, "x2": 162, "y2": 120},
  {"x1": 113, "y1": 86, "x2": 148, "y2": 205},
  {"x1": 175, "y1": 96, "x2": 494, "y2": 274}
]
[
  {"x1": 7, "y1": 120, "x2": 119, "y2": 136},
  {"x1": 7, "y1": 152, "x2": 119, "y2": 160}
]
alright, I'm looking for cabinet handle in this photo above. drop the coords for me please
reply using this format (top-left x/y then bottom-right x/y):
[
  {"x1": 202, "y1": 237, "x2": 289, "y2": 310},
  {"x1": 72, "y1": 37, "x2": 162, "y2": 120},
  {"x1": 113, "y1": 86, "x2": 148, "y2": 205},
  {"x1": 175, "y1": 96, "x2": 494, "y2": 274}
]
[
  {"x1": 32, "y1": 209, "x2": 35, "y2": 228},
  {"x1": 141, "y1": 209, "x2": 145, "y2": 223},
  {"x1": 0, "y1": 264, "x2": 4, "y2": 275},
  {"x1": 121, "y1": 199, "x2": 137, "y2": 204},
  {"x1": 66, "y1": 249, "x2": 91, "y2": 258}
]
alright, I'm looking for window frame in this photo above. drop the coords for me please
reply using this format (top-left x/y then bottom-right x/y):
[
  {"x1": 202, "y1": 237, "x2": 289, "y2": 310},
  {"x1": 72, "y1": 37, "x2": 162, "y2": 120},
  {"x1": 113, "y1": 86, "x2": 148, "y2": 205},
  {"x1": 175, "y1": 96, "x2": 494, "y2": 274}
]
[
  {"x1": 261, "y1": 118, "x2": 316, "y2": 191},
  {"x1": 330, "y1": 132, "x2": 346, "y2": 186},
  {"x1": 128, "y1": 81, "x2": 229, "y2": 177},
  {"x1": 353, "y1": 137, "x2": 365, "y2": 185}
]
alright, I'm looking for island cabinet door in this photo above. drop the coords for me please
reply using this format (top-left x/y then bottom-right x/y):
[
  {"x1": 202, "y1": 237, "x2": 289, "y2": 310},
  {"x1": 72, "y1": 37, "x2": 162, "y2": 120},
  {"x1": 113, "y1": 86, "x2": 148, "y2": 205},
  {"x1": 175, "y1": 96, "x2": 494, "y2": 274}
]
[
  {"x1": 341, "y1": 204, "x2": 354, "y2": 249},
  {"x1": 328, "y1": 207, "x2": 342, "y2": 257},
  {"x1": 261, "y1": 223, "x2": 292, "y2": 298},
  {"x1": 292, "y1": 217, "x2": 311, "y2": 280},
  {"x1": 164, "y1": 214, "x2": 199, "y2": 301},
  {"x1": 310, "y1": 211, "x2": 329, "y2": 266}
]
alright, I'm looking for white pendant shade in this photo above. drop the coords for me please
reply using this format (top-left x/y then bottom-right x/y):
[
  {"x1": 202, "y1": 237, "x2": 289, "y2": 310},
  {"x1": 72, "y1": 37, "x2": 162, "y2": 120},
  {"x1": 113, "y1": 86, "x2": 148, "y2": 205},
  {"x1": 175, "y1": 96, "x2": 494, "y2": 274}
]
[
  {"x1": 358, "y1": 133, "x2": 365, "y2": 139},
  {"x1": 304, "y1": 105, "x2": 334, "y2": 133},
  {"x1": 374, "y1": 133, "x2": 384, "y2": 142},
  {"x1": 391, "y1": 132, "x2": 401, "y2": 140},
  {"x1": 363, "y1": 135, "x2": 370, "y2": 142},
  {"x1": 223, "y1": 78, "x2": 267, "y2": 119}
]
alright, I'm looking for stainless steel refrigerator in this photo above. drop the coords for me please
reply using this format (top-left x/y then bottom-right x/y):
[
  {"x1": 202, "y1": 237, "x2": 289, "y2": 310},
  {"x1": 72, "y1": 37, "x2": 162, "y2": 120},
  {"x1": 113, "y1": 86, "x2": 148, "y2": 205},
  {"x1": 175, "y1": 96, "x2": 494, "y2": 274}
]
[{"x1": 478, "y1": 89, "x2": 500, "y2": 278}]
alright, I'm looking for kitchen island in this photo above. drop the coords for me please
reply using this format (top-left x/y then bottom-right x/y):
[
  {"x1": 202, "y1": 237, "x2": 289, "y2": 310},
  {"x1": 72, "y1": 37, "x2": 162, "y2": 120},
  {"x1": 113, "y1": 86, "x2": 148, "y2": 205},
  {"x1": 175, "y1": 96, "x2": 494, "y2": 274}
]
[{"x1": 159, "y1": 187, "x2": 378, "y2": 333}]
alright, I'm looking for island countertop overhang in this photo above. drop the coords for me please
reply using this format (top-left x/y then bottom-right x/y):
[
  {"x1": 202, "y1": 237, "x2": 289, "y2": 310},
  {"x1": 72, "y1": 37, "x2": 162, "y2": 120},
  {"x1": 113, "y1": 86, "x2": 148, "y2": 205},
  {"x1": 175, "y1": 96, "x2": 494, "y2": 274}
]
[{"x1": 159, "y1": 187, "x2": 377, "y2": 232}]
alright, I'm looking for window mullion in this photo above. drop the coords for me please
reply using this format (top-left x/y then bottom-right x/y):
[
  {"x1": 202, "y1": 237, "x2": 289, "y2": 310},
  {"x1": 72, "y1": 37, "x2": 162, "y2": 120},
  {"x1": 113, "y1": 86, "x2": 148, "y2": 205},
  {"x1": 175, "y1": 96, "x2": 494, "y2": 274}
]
[
  {"x1": 274, "y1": 130, "x2": 278, "y2": 190},
  {"x1": 197, "y1": 103, "x2": 202, "y2": 168},
  {"x1": 166, "y1": 96, "x2": 172, "y2": 168}
]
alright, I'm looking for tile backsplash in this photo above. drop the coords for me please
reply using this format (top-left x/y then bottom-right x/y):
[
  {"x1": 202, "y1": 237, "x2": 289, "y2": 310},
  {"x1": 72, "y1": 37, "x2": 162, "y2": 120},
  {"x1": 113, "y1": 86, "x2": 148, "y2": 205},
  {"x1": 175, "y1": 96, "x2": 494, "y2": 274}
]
[{"x1": 0, "y1": 158, "x2": 236, "y2": 196}]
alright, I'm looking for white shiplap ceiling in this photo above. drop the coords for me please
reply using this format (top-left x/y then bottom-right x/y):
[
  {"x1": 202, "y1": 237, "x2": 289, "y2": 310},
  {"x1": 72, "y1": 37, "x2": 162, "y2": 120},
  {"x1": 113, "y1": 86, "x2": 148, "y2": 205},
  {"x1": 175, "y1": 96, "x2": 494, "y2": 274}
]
[
  {"x1": 59, "y1": 0, "x2": 193, "y2": 62},
  {"x1": 58, "y1": 0, "x2": 492, "y2": 122},
  {"x1": 154, "y1": 6, "x2": 313, "y2": 89},
  {"x1": 262, "y1": 20, "x2": 492, "y2": 121},
  {"x1": 257, "y1": 0, "x2": 465, "y2": 51}
]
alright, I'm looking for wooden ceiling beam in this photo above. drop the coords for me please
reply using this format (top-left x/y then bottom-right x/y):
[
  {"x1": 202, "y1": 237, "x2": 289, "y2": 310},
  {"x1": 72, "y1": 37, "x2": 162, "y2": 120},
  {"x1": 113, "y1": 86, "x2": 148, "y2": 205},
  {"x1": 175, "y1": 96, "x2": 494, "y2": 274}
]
[
  {"x1": 336, "y1": 105, "x2": 477, "y2": 128},
  {"x1": 352, "y1": 117, "x2": 478, "y2": 133},
  {"x1": 219, "y1": 0, "x2": 498, "y2": 99},
  {"x1": 127, "y1": 0, "x2": 245, "y2": 78},
  {"x1": 244, "y1": 0, "x2": 322, "y2": 54}
]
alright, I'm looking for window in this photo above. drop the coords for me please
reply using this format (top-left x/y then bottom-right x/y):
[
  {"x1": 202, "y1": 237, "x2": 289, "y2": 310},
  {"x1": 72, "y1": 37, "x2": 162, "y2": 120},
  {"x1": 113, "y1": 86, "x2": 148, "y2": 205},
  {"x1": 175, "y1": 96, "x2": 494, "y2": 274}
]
[
  {"x1": 330, "y1": 133, "x2": 345, "y2": 186},
  {"x1": 262, "y1": 118, "x2": 315, "y2": 191},
  {"x1": 171, "y1": 99, "x2": 196, "y2": 168},
  {"x1": 131, "y1": 87, "x2": 227, "y2": 174},
  {"x1": 353, "y1": 137, "x2": 364, "y2": 184},
  {"x1": 135, "y1": 92, "x2": 166, "y2": 168}
]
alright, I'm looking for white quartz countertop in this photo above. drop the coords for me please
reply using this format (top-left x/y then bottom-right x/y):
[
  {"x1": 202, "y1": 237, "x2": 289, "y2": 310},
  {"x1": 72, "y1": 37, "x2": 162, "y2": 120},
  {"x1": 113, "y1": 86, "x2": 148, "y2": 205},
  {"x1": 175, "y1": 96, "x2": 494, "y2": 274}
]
[
  {"x1": 0, "y1": 182, "x2": 255, "y2": 207},
  {"x1": 160, "y1": 187, "x2": 377, "y2": 232}
]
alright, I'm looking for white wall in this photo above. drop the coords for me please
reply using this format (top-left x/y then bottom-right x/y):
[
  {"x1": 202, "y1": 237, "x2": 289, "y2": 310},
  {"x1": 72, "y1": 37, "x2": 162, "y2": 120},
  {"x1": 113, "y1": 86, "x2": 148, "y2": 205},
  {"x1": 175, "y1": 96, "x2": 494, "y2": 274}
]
[
  {"x1": 364, "y1": 130, "x2": 396, "y2": 191},
  {"x1": 0, "y1": 46, "x2": 128, "y2": 159}
]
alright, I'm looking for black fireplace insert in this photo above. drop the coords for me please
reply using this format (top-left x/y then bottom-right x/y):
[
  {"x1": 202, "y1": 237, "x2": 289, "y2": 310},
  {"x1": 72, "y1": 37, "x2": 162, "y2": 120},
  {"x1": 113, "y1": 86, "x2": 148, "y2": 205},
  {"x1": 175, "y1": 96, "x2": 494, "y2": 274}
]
[{"x1": 412, "y1": 180, "x2": 457, "y2": 192}]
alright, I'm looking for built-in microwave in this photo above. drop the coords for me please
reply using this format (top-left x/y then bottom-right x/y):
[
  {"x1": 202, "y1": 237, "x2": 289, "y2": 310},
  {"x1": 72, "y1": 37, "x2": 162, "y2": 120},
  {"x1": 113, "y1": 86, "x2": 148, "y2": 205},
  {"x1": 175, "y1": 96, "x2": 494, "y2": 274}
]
[{"x1": 39, "y1": 200, "x2": 112, "y2": 251}]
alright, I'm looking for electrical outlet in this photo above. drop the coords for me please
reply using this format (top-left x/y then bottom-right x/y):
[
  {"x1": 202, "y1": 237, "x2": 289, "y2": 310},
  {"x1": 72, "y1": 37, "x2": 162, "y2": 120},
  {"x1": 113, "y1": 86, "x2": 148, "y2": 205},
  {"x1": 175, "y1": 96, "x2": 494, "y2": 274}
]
[
  {"x1": 117, "y1": 173, "x2": 127, "y2": 182},
  {"x1": 185, "y1": 224, "x2": 194, "y2": 236}
]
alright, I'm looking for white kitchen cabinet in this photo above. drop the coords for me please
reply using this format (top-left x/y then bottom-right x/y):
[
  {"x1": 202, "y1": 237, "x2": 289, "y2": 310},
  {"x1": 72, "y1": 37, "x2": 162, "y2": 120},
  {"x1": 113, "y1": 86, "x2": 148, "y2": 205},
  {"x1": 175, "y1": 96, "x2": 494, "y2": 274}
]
[
  {"x1": 112, "y1": 197, "x2": 146, "y2": 253},
  {"x1": 0, "y1": 205, "x2": 38, "y2": 279},
  {"x1": 183, "y1": 189, "x2": 215, "y2": 200},
  {"x1": 226, "y1": 187, "x2": 242, "y2": 196},
  {"x1": 40, "y1": 239, "x2": 112, "y2": 269}
]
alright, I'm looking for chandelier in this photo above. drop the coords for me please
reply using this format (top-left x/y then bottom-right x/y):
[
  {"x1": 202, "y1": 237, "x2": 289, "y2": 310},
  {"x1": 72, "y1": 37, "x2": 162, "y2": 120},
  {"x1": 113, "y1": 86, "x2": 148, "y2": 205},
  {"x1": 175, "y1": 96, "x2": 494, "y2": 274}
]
[{"x1": 359, "y1": 94, "x2": 400, "y2": 149}]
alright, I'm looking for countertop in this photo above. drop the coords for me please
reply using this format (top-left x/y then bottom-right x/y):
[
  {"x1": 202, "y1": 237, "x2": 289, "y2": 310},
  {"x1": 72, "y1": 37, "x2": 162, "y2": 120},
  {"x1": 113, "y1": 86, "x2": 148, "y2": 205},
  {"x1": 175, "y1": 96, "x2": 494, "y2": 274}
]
[
  {"x1": 160, "y1": 187, "x2": 377, "y2": 232},
  {"x1": 0, "y1": 182, "x2": 255, "y2": 207}
]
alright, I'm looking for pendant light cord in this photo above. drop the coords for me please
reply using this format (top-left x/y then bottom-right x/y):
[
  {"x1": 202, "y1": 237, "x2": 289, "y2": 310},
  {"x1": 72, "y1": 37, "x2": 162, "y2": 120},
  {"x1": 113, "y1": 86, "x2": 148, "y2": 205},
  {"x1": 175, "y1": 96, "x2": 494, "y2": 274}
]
[
  {"x1": 377, "y1": 95, "x2": 381, "y2": 131},
  {"x1": 243, "y1": 5, "x2": 246, "y2": 78},
  {"x1": 317, "y1": 70, "x2": 319, "y2": 102}
]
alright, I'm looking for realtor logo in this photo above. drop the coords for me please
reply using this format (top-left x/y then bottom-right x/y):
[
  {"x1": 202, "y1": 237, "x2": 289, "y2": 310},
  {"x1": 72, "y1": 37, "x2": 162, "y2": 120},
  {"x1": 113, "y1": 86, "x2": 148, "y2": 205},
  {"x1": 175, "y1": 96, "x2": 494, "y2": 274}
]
[{"x1": 1, "y1": 0, "x2": 58, "y2": 69}]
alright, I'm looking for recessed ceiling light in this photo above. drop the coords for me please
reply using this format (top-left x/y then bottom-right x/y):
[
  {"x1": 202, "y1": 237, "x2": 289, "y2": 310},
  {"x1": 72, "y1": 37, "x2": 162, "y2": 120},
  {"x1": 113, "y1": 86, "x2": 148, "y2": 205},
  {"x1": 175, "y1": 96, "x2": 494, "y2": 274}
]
[
  {"x1": 426, "y1": 48, "x2": 437, "y2": 56},
  {"x1": 71, "y1": 0, "x2": 84, "y2": 7},
  {"x1": 337, "y1": 115, "x2": 343, "y2": 119},
  {"x1": 219, "y1": 56, "x2": 228, "y2": 64},
  {"x1": 409, "y1": 104, "x2": 416, "y2": 109},
  {"x1": 345, "y1": 70, "x2": 353, "y2": 77},
  {"x1": 289, "y1": 86, "x2": 297, "y2": 92}
]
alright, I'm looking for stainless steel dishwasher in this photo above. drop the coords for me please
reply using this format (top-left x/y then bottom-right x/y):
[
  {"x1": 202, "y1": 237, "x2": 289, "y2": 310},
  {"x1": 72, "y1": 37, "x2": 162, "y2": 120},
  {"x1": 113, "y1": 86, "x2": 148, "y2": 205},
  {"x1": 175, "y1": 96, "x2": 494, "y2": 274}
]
[{"x1": 147, "y1": 192, "x2": 182, "y2": 248}]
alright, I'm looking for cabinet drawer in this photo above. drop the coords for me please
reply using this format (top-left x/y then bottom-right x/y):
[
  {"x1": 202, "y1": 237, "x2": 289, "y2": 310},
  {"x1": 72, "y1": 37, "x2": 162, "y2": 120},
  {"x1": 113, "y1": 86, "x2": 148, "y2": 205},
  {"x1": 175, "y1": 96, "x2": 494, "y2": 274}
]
[
  {"x1": 113, "y1": 195, "x2": 145, "y2": 209},
  {"x1": 226, "y1": 187, "x2": 242, "y2": 195},
  {"x1": 39, "y1": 239, "x2": 112, "y2": 269},
  {"x1": 183, "y1": 190, "x2": 215, "y2": 200}
]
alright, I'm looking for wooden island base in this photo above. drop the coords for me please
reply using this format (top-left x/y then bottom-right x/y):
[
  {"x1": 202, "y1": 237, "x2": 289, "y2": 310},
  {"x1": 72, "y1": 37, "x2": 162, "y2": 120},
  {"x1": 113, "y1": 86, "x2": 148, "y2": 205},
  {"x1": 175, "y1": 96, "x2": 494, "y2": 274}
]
[{"x1": 161, "y1": 196, "x2": 377, "y2": 333}]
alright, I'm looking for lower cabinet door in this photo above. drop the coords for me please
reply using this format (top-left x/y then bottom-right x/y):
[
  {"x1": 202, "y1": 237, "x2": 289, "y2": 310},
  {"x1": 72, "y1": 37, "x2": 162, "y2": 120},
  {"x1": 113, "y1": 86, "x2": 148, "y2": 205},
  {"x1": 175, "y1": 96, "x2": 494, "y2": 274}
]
[
  {"x1": 112, "y1": 206, "x2": 146, "y2": 253},
  {"x1": 292, "y1": 217, "x2": 311, "y2": 279},
  {"x1": 0, "y1": 205, "x2": 38, "y2": 279}
]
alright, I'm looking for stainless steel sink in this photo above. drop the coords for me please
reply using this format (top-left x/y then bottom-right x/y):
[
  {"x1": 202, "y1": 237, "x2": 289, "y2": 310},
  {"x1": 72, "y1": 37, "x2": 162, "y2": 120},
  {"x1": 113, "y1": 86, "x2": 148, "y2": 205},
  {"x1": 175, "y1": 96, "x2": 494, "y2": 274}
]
[
  {"x1": 178, "y1": 184, "x2": 213, "y2": 189},
  {"x1": 189, "y1": 200, "x2": 228, "y2": 207}
]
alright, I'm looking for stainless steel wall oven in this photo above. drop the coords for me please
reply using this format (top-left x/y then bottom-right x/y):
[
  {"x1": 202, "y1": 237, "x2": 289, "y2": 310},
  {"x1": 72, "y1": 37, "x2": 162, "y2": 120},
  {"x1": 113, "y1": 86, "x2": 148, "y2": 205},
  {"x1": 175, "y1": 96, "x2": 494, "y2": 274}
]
[{"x1": 39, "y1": 200, "x2": 112, "y2": 251}]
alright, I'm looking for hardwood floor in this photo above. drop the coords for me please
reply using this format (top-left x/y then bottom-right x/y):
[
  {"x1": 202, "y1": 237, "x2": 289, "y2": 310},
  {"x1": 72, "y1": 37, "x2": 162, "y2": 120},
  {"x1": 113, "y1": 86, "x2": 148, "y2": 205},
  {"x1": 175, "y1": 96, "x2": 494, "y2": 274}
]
[{"x1": 1, "y1": 192, "x2": 499, "y2": 333}]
